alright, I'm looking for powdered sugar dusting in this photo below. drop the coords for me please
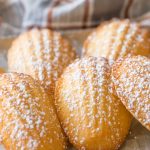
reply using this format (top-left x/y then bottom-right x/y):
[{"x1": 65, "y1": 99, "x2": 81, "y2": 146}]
[
  {"x1": 8, "y1": 28, "x2": 76, "y2": 95},
  {"x1": 55, "y1": 57, "x2": 131, "y2": 149},
  {"x1": 112, "y1": 56, "x2": 150, "y2": 130},
  {"x1": 0, "y1": 73, "x2": 66, "y2": 149},
  {"x1": 83, "y1": 19, "x2": 150, "y2": 60},
  {"x1": 28, "y1": 29, "x2": 76, "y2": 93}
]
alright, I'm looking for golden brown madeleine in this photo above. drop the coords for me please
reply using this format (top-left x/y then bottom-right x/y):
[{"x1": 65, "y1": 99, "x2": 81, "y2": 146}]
[
  {"x1": 8, "y1": 29, "x2": 76, "y2": 97},
  {"x1": 112, "y1": 56, "x2": 150, "y2": 131},
  {"x1": 55, "y1": 57, "x2": 132, "y2": 150},
  {"x1": 0, "y1": 73, "x2": 66, "y2": 150},
  {"x1": 83, "y1": 19, "x2": 150, "y2": 60}
]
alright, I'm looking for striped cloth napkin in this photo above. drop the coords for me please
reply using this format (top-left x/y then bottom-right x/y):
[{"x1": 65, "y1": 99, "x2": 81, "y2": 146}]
[{"x1": 0, "y1": 0, "x2": 149, "y2": 37}]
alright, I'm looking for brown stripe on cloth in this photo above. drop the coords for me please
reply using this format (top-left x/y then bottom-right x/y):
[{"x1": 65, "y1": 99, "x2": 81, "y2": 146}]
[
  {"x1": 27, "y1": 23, "x2": 97, "y2": 30},
  {"x1": 47, "y1": 0, "x2": 60, "y2": 28},
  {"x1": 82, "y1": 0, "x2": 89, "y2": 28},
  {"x1": 124, "y1": 0, "x2": 134, "y2": 18},
  {"x1": 0, "y1": 17, "x2": 2, "y2": 26}
]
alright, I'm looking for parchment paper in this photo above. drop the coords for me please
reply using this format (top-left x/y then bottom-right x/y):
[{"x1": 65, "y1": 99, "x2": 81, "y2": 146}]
[{"x1": 0, "y1": 29, "x2": 149, "y2": 150}]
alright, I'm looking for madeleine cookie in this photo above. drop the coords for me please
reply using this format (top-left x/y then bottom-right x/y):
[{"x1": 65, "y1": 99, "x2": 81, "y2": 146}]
[
  {"x1": 8, "y1": 29, "x2": 76, "y2": 97},
  {"x1": 0, "y1": 73, "x2": 66, "y2": 150},
  {"x1": 55, "y1": 57, "x2": 132, "y2": 150},
  {"x1": 112, "y1": 56, "x2": 150, "y2": 131},
  {"x1": 83, "y1": 19, "x2": 150, "y2": 60}
]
